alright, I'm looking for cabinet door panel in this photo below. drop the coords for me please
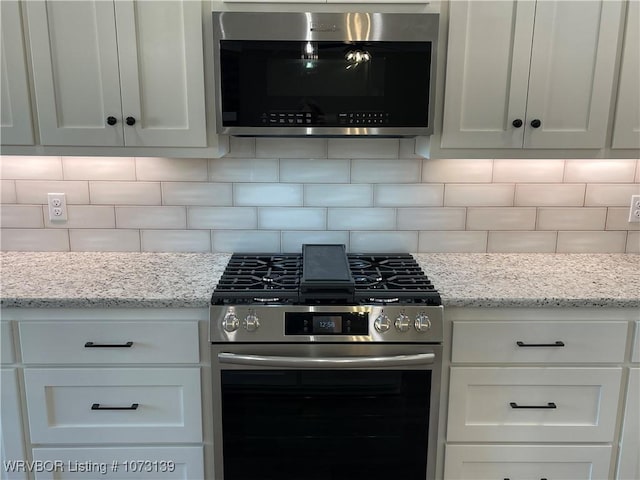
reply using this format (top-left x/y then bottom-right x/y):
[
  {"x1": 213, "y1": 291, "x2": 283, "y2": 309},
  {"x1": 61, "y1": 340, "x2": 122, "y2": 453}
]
[
  {"x1": 27, "y1": 0, "x2": 123, "y2": 146},
  {"x1": 115, "y1": 0, "x2": 206, "y2": 147},
  {"x1": 441, "y1": 0, "x2": 534, "y2": 148},
  {"x1": 1, "y1": 369, "x2": 27, "y2": 480},
  {"x1": 618, "y1": 368, "x2": 640, "y2": 480},
  {"x1": 525, "y1": 0, "x2": 622, "y2": 148},
  {"x1": 0, "y1": 1, "x2": 34, "y2": 146},
  {"x1": 612, "y1": 0, "x2": 640, "y2": 149}
]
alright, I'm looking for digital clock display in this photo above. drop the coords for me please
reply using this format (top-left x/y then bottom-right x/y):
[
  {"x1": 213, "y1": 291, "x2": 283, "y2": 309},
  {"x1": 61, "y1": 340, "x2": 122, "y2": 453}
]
[{"x1": 312, "y1": 316, "x2": 342, "y2": 333}]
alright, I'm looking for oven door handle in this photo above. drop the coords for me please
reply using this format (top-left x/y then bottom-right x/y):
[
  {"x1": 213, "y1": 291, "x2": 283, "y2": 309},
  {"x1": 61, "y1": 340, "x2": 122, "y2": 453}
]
[{"x1": 217, "y1": 352, "x2": 435, "y2": 368}]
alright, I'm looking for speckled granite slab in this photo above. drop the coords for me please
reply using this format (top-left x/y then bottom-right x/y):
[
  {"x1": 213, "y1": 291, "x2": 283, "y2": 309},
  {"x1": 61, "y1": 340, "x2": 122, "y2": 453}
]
[{"x1": 1, "y1": 252, "x2": 638, "y2": 309}]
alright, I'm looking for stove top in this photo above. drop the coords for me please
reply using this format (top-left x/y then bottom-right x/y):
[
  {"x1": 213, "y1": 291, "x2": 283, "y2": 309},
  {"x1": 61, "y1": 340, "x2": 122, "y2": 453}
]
[{"x1": 212, "y1": 245, "x2": 441, "y2": 306}]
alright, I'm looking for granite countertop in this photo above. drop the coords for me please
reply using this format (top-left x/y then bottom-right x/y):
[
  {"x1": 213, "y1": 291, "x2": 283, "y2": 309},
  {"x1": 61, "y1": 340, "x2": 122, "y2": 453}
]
[{"x1": 1, "y1": 252, "x2": 639, "y2": 309}]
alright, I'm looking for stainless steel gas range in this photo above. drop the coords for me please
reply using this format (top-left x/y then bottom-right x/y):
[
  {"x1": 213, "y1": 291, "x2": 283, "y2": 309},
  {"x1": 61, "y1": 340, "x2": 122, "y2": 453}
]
[{"x1": 210, "y1": 244, "x2": 443, "y2": 480}]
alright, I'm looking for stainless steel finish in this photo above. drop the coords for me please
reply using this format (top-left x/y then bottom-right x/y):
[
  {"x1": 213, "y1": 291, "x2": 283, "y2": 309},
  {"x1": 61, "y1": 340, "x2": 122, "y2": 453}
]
[
  {"x1": 222, "y1": 311, "x2": 239, "y2": 332},
  {"x1": 394, "y1": 313, "x2": 411, "y2": 332},
  {"x1": 415, "y1": 313, "x2": 432, "y2": 332},
  {"x1": 210, "y1": 305, "x2": 443, "y2": 343},
  {"x1": 218, "y1": 352, "x2": 435, "y2": 368},
  {"x1": 212, "y1": 11, "x2": 439, "y2": 137},
  {"x1": 374, "y1": 312, "x2": 392, "y2": 333},
  {"x1": 242, "y1": 313, "x2": 260, "y2": 332}
]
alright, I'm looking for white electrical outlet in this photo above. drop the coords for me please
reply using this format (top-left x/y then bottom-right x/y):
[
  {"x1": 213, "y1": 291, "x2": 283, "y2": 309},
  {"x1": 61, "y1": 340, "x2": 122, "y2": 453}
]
[
  {"x1": 47, "y1": 193, "x2": 68, "y2": 221},
  {"x1": 629, "y1": 194, "x2": 640, "y2": 223}
]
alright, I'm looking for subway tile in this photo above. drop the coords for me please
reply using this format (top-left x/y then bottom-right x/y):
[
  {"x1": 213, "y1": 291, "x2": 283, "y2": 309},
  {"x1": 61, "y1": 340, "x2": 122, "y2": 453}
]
[
  {"x1": 564, "y1": 159, "x2": 637, "y2": 183},
  {"x1": 375, "y1": 184, "x2": 443, "y2": 207},
  {"x1": 467, "y1": 207, "x2": 536, "y2": 230},
  {"x1": 280, "y1": 159, "x2": 350, "y2": 183},
  {"x1": 352, "y1": 159, "x2": 421, "y2": 183},
  {"x1": 399, "y1": 138, "x2": 418, "y2": 158},
  {"x1": 1, "y1": 180, "x2": 16, "y2": 203},
  {"x1": 281, "y1": 231, "x2": 350, "y2": 253},
  {"x1": 350, "y1": 231, "x2": 418, "y2": 253},
  {"x1": 488, "y1": 231, "x2": 557, "y2": 253},
  {"x1": 493, "y1": 159, "x2": 565, "y2": 183},
  {"x1": 15, "y1": 181, "x2": 89, "y2": 204},
  {"x1": 585, "y1": 184, "x2": 640, "y2": 206},
  {"x1": 255, "y1": 138, "x2": 327, "y2": 159},
  {"x1": 162, "y1": 182, "x2": 232, "y2": 206},
  {"x1": 1, "y1": 205, "x2": 44, "y2": 228},
  {"x1": 636, "y1": 160, "x2": 640, "y2": 183},
  {"x1": 418, "y1": 231, "x2": 487, "y2": 253},
  {"x1": 62, "y1": 157, "x2": 135, "y2": 180},
  {"x1": 445, "y1": 184, "x2": 514, "y2": 206},
  {"x1": 556, "y1": 231, "x2": 627, "y2": 253},
  {"x1": 135, "y1": 157, "x2": 208, "y2": 181},
  {"x1": 212, "y1": 230, "x2": 281, "y2": 253},
  {"x1": 328, "y1": 208, "x2": 395, "y2": 230},
  {"x1": 259, "y1": 207, "x2": 326, "y2": 230},
  {"x1": 0, "y1": 156, "x2": 62, "y2": 179},
  {"x1": 397, "y1": 208, "x2": 466, "y2": 230},
  {"x1": 0, "y1": 229, "x2": 69, "y2": 251},
  {"x1": 141, "y1": 230, "x2": 211, "y2": 253},
  {"x1": 234, "y1": 184, "x2": 303, "y2": 206},
  {"x1": 44, "y1": 206, "x2": 115, "y2": 229},
  {"x1": 115, "y1": 206, "x2": 186, "y2": 229},
  {"x1": 537, "y1": 207, "x2": 607, "y2": 230},
  {"x1": 626, "y1": 232, "x2": 640, "y2": 254},
  {"x1": 209, "y1": 158, "x2": 279, "y2": 183},
  {"x1": 328, "y1": 139, "x2": 399, "y2": 159},
  {"x1": 225, "y1": 136, "x2": 256, "y2": 158},
  {"x1": 422, "y1": 159, "x2": 493, "y2": 183},
  {"x1": 304, "y1": 184, "x2": 373, "y2": 207},
  {"x1": 188, "y1": 207, "x2": 257, "y2": 230},
  {"x1": 606, "y1": 207, "x2": 640, "y2": 230},
  {"x1": 90, "y1": 182, "x2": 161, "y2": 205},
  {"x1": 515, "y1": 184, "x2": 585, "y2": 206},
  {"x1": 69, "y1": 229, "x2": 141, "y2": 252}
]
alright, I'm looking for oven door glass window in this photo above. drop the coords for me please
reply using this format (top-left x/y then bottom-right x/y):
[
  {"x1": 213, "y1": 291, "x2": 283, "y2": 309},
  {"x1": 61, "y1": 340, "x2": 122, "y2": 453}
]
[
  {"x1": 221, "y1": 370, "x2": 431, "y2": 480},
  {"x1": 219, "y1": 41, "x2": 431, "y2": 128}
]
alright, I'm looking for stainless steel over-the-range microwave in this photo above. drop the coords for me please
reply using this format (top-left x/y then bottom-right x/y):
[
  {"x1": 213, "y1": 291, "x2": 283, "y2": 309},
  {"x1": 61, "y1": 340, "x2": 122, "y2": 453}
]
[{"x1": 212, "y1": 12, "x2": 439, "y2": 137}]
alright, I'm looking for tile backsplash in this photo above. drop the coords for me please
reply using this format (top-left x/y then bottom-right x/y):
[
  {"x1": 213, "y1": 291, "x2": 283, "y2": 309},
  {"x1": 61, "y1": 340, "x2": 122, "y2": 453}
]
[{"x1": 1, "y1": 138, "x2": 639, "y2": 253}]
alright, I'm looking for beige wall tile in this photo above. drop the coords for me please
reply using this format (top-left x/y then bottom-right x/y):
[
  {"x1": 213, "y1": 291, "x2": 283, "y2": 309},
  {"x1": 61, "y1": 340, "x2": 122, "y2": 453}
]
[
  {"x1": 445, "y1": 184, "x2": 514, "y2": 206},
  {"x1": 350, "y1": 231, "x2": 418, "y2": 253},
  {"x1": 626, "y1": 232, "x2": 640, "y2": 253},
  {"x1": 493, "y1": 159, "x2": 565, "y2": 183},
  {"x1": 305, "y1": 184, "x2": 373, "y2": 207},
  {"x1": 63, "y1": 157, "x2": 135, "y2": 180},
  {"x1": 212, "y1": 231, "x2": 280, "y2": 253},
  {"x1": 397, "y1": 208, "x2": 466, "y2": 230},
  {"x1": 135, "y1": 157, "x2": 208, "y2": 181},
  {"x1": 44, "y1": 206, "x2": 115, "y2": 229},
  {"x1": 115, "y1": 206, "x2": 186, "y2": 229},
  {"x1": 188, "y1": 207, "x2": 257, "y2": 230},
  {"x1": 281, "y1": 231, "x2": 350, "y2": 253},
  {"x1": 0, "y1": 229, "x2": 69, "y2": 251},
  {"x1": 280, "y1": 159, "x2": 350, "y2": 183},
  {"x1": 256, "y1": 138, "x2": 327, "y2": 159},
  {"x1": 162, "y1": 182, "x2": 232, "y2": 206},
  {"x1": 636, "y1": 160, "x2": 640, "y2": 183},
  {"x1": 209, "y1": 158, "x2": 279, "y2": 183},
  {"x1": 488, "y1": 231, "x2": 557, "y2": 253},
  {"x1": 69, "y1": 229, "x2": 141, "y2": 252},
  {"x1": 418, "y1": 231, "x2": 487, "y2": 252},
  {"x1": 0, "y1": 156, "x2": 62, "y2": 180},
  {"x1": 328, "y1": 208, "x2": 395, "y2": 230},
  {"x1": 399, "y1": 139, "x2": 419, "y2": 158},
  {"x1": 606, "y1": 207, "x2": 640, "y2": 230},
  {"x1": 375, "y1": 184, "x2": 443, "y2": 206},
  {"x1": 1, "y1": 205, "x2": 44, "y2": 228},
  {"x1": 564, "y1": 159, "x2": 637, "y2": 183},
  {"x1": 1, "y1": 180, "x2": 16, "y2": 203},
  {"x1": 467, "y1": 207, "x2": 537, "y2": 230},
  {"x1": 422, "y1": 159, "x2": 493, "y2": 183},
  {"x1": 537, "y1": 207, "x2": 607, "y2": 230},
  {"x1": 15, "y1": 181, "x2": 89, "y2": 204},
  {"x1": 141, "y1": 230, "x2": 211, "y2": 253},
  {"x1": 90, "y1": 182, "x2": 161, "y2": 205},
  {"x1": 259, "y1": 207, "x2": 326, "y2": 230},
  {"x1": 328, "y1": 139, "x2": 399, "y2": 159},
  {"x1": 556, "y1": 231, "x2": 627, "y2": 253},
  {"x1": 515, "y1": 184, "x2": 585, "y2": 206},
  {"x1": 585, "y1": 184, "x2": 640, "y2": 206},
  {"x1": 352, "y1": 159, "x2": 421, "y2": 183},
  {"x1": 234, "y1": 184, "x2": 303, "y2": 206}
]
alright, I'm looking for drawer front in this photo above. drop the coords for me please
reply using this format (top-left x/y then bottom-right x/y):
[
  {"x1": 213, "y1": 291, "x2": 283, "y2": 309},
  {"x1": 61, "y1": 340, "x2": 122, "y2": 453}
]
[
  {"x1": 447, "y1": 367, "x2": 622, "y2": 442},
  {"x1": 632, "y1": 321, "x2": 639, "y2": 363},
  {"x1": 1, "y1": 322, "x2": 15, "y2": 364},
  {"x1": 452, "y1": 321, "x2": 628, "y2": 363},
  {"x1": 31, "y1": 446, "x2": 204, "y2": 480},
  {"x1": 444, "y1": 445, "x2": 612, "y2": 480},
  {"x1": 24, "y1": 368, "x2": 202, "y2": 444},
  {"x1": 19, "y1": 321, "x2": 199, "y2": 364}
]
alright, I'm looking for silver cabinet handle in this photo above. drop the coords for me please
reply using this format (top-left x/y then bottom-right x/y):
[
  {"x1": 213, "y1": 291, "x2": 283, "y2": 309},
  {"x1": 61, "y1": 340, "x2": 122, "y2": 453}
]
[{"x1": 218, "y1": 352, "x2": 435, "y2": 368}]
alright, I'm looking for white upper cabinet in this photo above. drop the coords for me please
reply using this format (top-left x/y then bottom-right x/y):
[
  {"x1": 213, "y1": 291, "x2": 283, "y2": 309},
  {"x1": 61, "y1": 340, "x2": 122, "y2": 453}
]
[
  {"x1": 0, "y1": 1, "x2": 34, "y2": 145},
  {"x1": 612, "y1": 0, "x2": 640, "y2": 149},
  {"x1": 27, "y1": 0, "x2": 206, "y2": 148},
  {"x1": 442, "y1": 0, "x2": 623, "y2": 149}
]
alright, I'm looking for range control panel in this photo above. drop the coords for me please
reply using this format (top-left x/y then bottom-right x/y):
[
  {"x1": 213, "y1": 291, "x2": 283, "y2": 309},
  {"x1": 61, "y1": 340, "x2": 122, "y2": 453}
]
[{"x1": 260, "y1": 111, "x2": 390, "y2": 126}]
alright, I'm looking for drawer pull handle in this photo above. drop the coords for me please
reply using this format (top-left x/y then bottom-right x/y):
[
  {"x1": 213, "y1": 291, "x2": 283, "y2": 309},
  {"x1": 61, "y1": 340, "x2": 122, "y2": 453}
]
[
  {"x1": 91, "y1": 403, "x2": 139, "y2": 411},
  {"x1": 510, "y1": 402, "x2": 556, "y2": 409},
  {"x1": 516, "y1": 341, "x2": 565, "y2": 347},
  {"x1": 85, "y1": 341, "x2": 134, "y2": 348}
]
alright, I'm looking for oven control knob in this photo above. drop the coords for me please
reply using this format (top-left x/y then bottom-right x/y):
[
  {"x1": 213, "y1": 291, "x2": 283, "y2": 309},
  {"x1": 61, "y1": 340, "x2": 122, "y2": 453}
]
[
  {"x1": 394, "y1": 313, "x2": 411, "y2": 333},
  {"x1": 243, "y1": 313, "x2": 260, "y2": 332},
  {"x1": 414, "y1": 314, "x2": 432, "y2": 333},
  {"x1": 374, "y1": 313, "x2": 391, "y2": 333},
  {"x1": 222, "y1": 312, "x2": 239, "y2": 332}
]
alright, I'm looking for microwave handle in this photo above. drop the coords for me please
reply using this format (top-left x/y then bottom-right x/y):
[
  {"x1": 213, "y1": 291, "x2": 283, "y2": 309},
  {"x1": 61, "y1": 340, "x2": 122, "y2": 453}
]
[{"x1": 217, "y1": 352, "x2": 435, "y2": 368}]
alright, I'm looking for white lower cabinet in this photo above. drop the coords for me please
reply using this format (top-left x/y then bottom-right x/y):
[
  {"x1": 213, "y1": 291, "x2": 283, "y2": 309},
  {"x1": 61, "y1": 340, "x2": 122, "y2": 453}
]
[
  {"x1": 445, "y1": 445, "x2": 612, "y2": 480},
  {"x1": 1, "y1": 368, "x2": 27, "y2": 480},
  {"x1": 617, "y1": 368, "x2": 640, "y2": 480}
]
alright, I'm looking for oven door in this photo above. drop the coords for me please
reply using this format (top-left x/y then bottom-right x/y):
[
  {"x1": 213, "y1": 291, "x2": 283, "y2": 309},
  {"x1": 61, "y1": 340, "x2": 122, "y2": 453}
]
[{"x1": 212, "y1": 343, "x2": 442, "y2": 480}]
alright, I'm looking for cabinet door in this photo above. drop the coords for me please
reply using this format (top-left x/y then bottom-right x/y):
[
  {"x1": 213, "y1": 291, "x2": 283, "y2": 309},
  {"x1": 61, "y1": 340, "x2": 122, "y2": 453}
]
[
  {"x1": 27, "y1": 0, "x2": 124, "y2": 146},
  {"x1": 1, "y1": 369, "x2": 27, "y2": 480},
  {"x1": 525, "y1": 0, "x2": 622, "y2": 148},
  {"x1": 618, "y1": 368, "x2": 640, "y2": 480},
  {"x1": 114, "y1": 0, "x2": 206, "y2": 147},
  {"x1": 441, "y1": 0, "x2": 535, "y2": 149},
  {"x1": 0, "y1": 1, "x2": 34, "y2": 146},
  {"x1": 612, "y1": 0, "x2": 640, "y2": 149}
]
